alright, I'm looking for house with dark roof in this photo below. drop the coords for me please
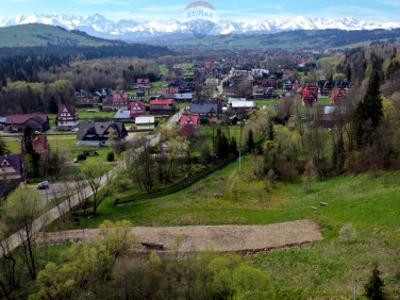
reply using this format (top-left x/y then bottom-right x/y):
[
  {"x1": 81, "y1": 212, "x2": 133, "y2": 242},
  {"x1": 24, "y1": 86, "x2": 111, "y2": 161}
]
[
  {"x1": 190, "y1": 103, "x2": 221, "y2": 123},
  {"x1": 77, "y1": 122, "x2": 127, "y2": 147},
  {"x1": 150, "y1": 100, "x2": 176, "y2": 115},
  {"x1": 0, "y1": 117, "x2": 6, "y2": 130},
  {"x1": 5, "y1": 114, "x2": 50, "y2": 133},
  {"x1": 75, "y1": 90, "x2": 98, "y2": 108},
  {"x1": 102, "y1": 96, "x2": 114, "y2": 112},
  {"x1": 0, "y1": 154, "x2": 26, "y2": 197},
  {"x1": 136, "y1": 78, "x2": 151, "y2": 89},
  {"x1": 57, "y1": 105, "x2": 79, "y2": 130}
]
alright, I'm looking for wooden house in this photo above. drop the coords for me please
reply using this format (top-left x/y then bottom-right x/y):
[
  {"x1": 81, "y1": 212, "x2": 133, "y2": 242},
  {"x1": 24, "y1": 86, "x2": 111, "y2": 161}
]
[
  {"x1": 77, "y1": 122, "x2": 127, "y2": 147},
  {"x1": 5, "y1": 114, "x2": 50, "y2": 133},
  {"x1": 57, "y1": 105, "x2": 79, "y2": 130},
  {"x1": 150, "y1": 100, "x2": 176, "y2": 115}
]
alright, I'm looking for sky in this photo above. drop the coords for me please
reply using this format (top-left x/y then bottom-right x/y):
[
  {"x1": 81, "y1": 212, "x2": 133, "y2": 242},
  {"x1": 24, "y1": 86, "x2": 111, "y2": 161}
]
[{"x1": 0, "y1": 0, "x2": 400, "y2": 22}]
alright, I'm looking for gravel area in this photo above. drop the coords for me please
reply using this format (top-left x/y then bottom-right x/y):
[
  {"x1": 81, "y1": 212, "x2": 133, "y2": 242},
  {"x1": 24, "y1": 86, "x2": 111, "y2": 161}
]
[{"x1": 38, "y1": 220, "x2": 323, "y2": 253}]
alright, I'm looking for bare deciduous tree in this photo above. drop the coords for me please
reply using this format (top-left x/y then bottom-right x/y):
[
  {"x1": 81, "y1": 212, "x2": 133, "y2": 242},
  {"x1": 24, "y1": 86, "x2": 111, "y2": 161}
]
[{"x1": 2, "y1": 186, "x2": 47, "y2": 279}]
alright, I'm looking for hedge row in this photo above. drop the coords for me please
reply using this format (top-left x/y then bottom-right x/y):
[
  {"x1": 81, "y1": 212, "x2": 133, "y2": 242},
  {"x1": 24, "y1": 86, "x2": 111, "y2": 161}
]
[{"x1": 115, "y1": 156, "x2": 237, "y2": 206}]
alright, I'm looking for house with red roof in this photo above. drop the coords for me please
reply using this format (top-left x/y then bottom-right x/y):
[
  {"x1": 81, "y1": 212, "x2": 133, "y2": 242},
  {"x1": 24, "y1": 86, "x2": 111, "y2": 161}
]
[
  {"x1": 302, "y1": 85, "x2": 319, "y2": 106},
  {"x1": 32, "y1": 135, "x2": 50, "y2": 154},
  {"x1": 112, "y1": 92, "x2": 130, "y2": 110},
  {"x1": 130, "y1": 102, "x2": 146, "y2": 119},
  {"x1": 150, "y1": 99, "x2": 176, "y2": 115},
  {"x1": 5, "y1": 114, "x2": 50, "y2": 133},
  {"x1": 180, "y1": 114, "x2": 200, "y2": 129},
  {"x1": 179, "y1": 124, "x2": 197, "y2": 139},
  {"x1": 330, "y1": 88, "x2": 348, "y2": 104},
  {"x1": 57, "y1": 105, "x2": 79, "y2": 130}
]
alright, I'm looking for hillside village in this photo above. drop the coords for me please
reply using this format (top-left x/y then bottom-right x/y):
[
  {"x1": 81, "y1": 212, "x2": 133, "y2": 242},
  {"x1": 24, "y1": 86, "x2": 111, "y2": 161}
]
[
  {"x1": 0, "y1": 49, "x2": 353, "y2": 197},
  {"x1": 0, "y1": 33, "x2": 400, "y2": 298}
]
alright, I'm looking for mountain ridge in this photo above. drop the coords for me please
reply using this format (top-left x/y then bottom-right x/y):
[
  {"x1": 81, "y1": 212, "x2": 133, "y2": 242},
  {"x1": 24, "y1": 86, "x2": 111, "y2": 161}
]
[{"x1": 1, "y1": 13, "x2": 400, "y2": 41}]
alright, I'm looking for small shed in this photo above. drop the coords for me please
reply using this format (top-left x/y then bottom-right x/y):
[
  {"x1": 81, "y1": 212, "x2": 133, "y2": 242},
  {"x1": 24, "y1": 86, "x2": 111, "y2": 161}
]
[{"x1": 135, "y1": 116, "x2": 155, "y2": 131}]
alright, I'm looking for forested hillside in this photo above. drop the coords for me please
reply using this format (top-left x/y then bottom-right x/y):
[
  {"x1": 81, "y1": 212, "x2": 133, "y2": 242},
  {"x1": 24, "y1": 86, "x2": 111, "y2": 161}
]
[
  {"x1": 159, "y1": 28, "x2": 400, "y2": 50},
  {"x1": 0, "y1": 24, "x2": 117, "y2": 47}
]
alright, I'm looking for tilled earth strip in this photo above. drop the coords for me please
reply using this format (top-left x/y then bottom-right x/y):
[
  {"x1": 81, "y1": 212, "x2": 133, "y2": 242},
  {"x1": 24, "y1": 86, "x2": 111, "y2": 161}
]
[{"x1": 38, "y1": 220, "x2": 323, "y2": 253}]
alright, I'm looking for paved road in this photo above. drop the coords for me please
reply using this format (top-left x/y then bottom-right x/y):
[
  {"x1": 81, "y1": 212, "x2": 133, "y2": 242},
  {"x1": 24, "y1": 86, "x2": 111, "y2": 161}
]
[
  {"x1": 0, "y1": 111, "x2": 183, "y2": 256},
  {"x1": 36, "y1": 220, "x2": 323, "y2": 253},
  {"x1": 29, "y1": 181, "x2": 86, "y2": 202}
]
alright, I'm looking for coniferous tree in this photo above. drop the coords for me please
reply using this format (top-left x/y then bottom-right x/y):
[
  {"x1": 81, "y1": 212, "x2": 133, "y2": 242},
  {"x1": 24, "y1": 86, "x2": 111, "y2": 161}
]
[
  {"x1": 22, "y1": 127, "x2": 40, "y2": 178},
  {"x1": 246, "y1": 129, "x2": 255, "y2": 153},
  {"x1": 364, "y1": 266, "x2": 386, "y2": 300},
  {"x1": 215, "y1": 129, "x2": 230, "y2": 159},
  {"x1": 267, "y1": 119, "x2": 274, "y2": 141},
  {"x1": 229, "y1": 137, "x2": 238, "y2": 157},
  {"x1": 353, "y1": 70, "x2": 383, "y2": 146},
  {"x1": 0, "y1": 137, "x2": 8, "y2": 156},
  {"x1": 346, "y1": 64, "x2": 352, "y2": 81},
  {"x1": 48, "y1": 97, "x2": 58, "y2": 115}
]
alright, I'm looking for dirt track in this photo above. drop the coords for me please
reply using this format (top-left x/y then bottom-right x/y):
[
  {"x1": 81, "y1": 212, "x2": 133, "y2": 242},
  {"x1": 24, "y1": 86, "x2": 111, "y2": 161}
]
[{"x1": 38, "y1": 220, "x2": 323, "y2": 253}]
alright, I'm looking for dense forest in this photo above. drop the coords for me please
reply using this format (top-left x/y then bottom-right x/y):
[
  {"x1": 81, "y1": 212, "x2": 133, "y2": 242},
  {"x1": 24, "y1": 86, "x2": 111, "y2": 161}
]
[
  {"x1": 0, "y1": 57, "x2": 164, "y2": 115},
  {"x1": 0, "y1": 45, "x2": 172, "y2": 84},
  {"x1": 0, "y1": 44, "x2": 174, "y2": 115}
]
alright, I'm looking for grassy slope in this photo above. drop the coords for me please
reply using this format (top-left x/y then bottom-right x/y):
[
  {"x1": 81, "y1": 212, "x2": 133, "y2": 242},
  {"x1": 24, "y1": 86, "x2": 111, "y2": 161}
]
[
  {"x1": 0, "y1": 24, "x2": 116, "y2": 48},
  {"x1": 48, "y1": 156, "x2": 400, "y2": 297}
]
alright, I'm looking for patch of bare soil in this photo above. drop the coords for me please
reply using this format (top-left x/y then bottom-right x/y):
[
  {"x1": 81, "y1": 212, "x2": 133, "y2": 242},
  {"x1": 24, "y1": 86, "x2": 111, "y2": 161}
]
[{"x1": 37, "y1": 220, "x2": 323, "y2": 253}]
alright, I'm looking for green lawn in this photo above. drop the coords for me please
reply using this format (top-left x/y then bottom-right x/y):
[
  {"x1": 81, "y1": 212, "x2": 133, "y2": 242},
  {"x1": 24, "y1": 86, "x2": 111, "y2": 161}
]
[
  {"x1": 318, "y1": 97, "x2": 332, "y2": 106},
  {"x1": 150, "y1": 81, "x2": 168, "y2": 95},
  {"x1": 46, "y1": 156, "x2": 400, "y2": 297},
  {"x1": 197, "y1": 125, "x2": 243, "y2": 149},
  {"x1": 48, "y1": 108, "x2": 115, "y2": 126}
]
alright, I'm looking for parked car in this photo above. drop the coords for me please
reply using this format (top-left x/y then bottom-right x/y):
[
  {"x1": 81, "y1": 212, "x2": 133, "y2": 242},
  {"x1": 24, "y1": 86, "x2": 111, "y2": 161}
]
[{"x1": 37, "y1": 181, "x2": 49, "y2": 190}]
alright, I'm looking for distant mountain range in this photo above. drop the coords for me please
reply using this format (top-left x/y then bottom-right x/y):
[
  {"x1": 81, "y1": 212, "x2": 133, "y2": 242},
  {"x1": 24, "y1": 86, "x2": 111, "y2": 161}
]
[{"x1": 1, "y1": 14, "x2": 400, "y2": 41}]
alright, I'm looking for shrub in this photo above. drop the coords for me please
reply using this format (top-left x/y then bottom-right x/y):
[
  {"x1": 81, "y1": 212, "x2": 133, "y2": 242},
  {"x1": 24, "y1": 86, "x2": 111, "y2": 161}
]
[
  {"x1": 107, "y1": 152, "x2": 115, "y2": 162},
  {"x1": 364, "y1": 265, "x2": 386, "y2": 300},
  {"x1": 77, "y1": 153, "x2": 87, "y2": 161}
]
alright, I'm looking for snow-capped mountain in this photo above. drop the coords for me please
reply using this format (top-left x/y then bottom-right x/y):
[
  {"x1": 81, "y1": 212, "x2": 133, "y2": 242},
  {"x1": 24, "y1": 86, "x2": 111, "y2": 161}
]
[{"x1": 1, "y1": 14, "x2": 399, "y2": 40}]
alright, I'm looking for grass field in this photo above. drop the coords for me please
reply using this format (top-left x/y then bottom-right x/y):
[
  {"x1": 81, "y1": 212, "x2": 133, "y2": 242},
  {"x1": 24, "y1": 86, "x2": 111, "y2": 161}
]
[
  {"x1": 46, "y1": 156, "x2": 400, "y2": 297},
  {"x1": 197, "y1": 125, "x2": 243, "y2": 149},
  {"x1": 4, "y1": 136, "x2": 110, "y2": 160},
  {"x1": 318, "y1": 97, "x2": 332, "y2": 106},
  {"x1": 48, "y1": 108, "x2": 115, "y2": 126}
]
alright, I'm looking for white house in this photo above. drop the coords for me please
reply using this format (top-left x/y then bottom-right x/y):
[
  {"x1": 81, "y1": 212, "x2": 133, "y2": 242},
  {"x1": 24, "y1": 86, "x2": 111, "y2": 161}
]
[{"x1": 135, "y1": 116, "x2": 155, "y2": 131}]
